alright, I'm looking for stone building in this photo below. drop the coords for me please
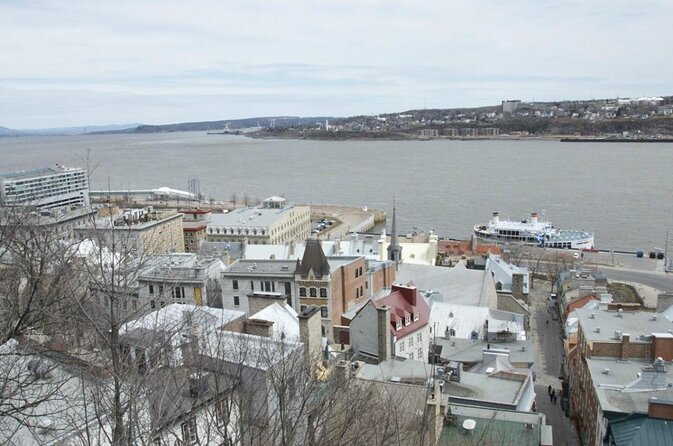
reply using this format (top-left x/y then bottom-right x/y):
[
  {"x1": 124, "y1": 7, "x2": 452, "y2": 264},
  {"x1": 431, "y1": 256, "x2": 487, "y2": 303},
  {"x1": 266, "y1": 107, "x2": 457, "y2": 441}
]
[
  {"x1": 74, "y1": 207, "x2": 185, "y2": 255},
  {"x1": 205, "y1": 196, "x2": 310, "y2": 245}
]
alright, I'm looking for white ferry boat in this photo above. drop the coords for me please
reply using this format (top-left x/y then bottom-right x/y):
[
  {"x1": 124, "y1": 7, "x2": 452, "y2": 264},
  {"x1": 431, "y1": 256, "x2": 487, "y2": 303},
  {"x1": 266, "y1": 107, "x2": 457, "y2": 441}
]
[{"x1": 473, "y1": 212, "x2": 594, "y2": 250}]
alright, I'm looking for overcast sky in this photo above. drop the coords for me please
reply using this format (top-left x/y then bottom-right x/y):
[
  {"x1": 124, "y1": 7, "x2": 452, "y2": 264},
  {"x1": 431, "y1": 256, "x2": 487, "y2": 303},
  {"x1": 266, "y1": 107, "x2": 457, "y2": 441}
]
[{"x1": 1, "y1": 0, "x2": 672, "y2": 128}]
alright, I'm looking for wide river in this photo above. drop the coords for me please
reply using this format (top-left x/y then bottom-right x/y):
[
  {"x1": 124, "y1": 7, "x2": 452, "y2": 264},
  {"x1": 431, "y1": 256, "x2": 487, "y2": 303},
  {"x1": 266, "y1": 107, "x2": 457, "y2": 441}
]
[{"x1": 1, "y1": 132, "x2": 671, "y2": 252}]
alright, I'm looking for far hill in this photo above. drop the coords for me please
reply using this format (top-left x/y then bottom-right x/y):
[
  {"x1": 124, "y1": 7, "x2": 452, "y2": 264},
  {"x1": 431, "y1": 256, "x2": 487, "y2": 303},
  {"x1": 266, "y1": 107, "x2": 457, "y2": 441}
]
[{"x1": 111, "y1": 116, "x2": 337, "y2": 134}]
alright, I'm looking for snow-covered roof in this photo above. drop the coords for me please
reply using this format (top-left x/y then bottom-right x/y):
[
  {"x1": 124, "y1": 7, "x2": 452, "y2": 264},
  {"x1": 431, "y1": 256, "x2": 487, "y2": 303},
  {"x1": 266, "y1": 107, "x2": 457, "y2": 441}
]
[
  {"x1": 250, "y1": 303, "x2": 300, "y2": 341},
  {"x1": 120, "y1": 304, "x2": 245, "y2": 337},
  {"x1": 397, "y1": 263, "x2": 497, "y2": 308}
]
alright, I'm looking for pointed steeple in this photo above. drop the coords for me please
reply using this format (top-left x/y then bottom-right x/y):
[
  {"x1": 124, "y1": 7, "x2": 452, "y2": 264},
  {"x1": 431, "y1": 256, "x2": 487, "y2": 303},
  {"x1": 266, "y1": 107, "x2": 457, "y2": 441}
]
[
  {"x1": 297, "y1": 238, "x2": 331, "y2": 278},
  {"x1": 387, "y1": 201, "x2": 402, "y2": 267}
]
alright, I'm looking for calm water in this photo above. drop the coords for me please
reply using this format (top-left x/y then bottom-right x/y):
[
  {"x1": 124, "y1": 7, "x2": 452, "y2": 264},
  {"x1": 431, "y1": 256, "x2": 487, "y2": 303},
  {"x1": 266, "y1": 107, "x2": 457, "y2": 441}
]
[{"x1": 1, "y1": 132, "x2": 671, "y2": 251}]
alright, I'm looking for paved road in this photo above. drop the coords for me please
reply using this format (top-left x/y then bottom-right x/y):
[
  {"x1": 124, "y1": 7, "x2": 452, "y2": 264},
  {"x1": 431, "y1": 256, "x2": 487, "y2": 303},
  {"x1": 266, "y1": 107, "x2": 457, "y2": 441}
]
[
  {"x1": 598, "y1": 267, "x2": 673, "y2": 292},
  {"x1": 529, "y1": 282, "x2": 580, "y2": 446}
]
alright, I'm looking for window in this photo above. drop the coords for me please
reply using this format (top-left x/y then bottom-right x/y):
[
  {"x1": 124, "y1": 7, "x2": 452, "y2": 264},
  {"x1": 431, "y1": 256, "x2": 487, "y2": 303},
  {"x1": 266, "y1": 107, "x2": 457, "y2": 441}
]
[
  {"x1": 232, "y1": 280, "x2": 239, "y2": 290},
  {"x1": 359, "y1": 266, "x2": 363, "y2": 276},
  {"x1": 320, "y1": 288, "x2": 327, "y2": 297},
  {"x1": 150, "y1": 300, "x2": 156, "y2": 309},
  {"x1": 399, "y1": 341, "x2": 405, "y2": 351},
  {"x1": 284, "y1": 282, "x2": 292, "y2": 295},
  {"x1": 160, "y1": 301, "x2": 165, "y2": 308},
  {"x1": 299, "y1": 287, "x2": 307, "y2": 297},
  {"x1": 233, "y1": 296, "x2": 240, "y2": 306},
  {"x1": 158, "y1": 285, "x2": 164, "y2": 294},
  {"x1": 356, "y1": 288, "x2": 360, "y2": 299},
  {"x1": 321, "y1": 306, "x2": 328, "y2": 318},
  {"x1": 149, "y1": 284, "x2": 154, "y2": 295},
  {"x1": 449, "y1": 328, "x2": 456, "y2": 336},
  {"x1": 360, "y1": 285, "x2": 363, "y2": 296},
  {"x1": 396, "y1": 320, "x2": 402, "y2": 330},
  {"x1": 133, "y1": 300, "x2": 137, "y2": 311},
  {"x1": 417, "y1": 332, "x2": 422, "y2": 342},
  {"x1": 181, "y1": 416, "x2": 198, "y2": 445},
  {"x1": 310, "y1": 288, "x2": 317, "y2": 297},
  {"x1": 355, "y1": 269, "x2": 359, "y2": 278},
  {"x1": 172, "y1": 287, "x2": 185, "y2": 299},
  {"x1": 413, "y1": 311, "x2": 419, "y2": 322},
  {"x1": 417, "y1": 348, "x2": 423, "y2": 360},
  {"x1": 250, "y1": 281, "x2": 254, "y2": 290},
  {"x1": 405, "y1": 315, "x2": 410, "y2": 326},
  {"x1": 408, "y1": 337, "x2": 414, "y2": 347}
]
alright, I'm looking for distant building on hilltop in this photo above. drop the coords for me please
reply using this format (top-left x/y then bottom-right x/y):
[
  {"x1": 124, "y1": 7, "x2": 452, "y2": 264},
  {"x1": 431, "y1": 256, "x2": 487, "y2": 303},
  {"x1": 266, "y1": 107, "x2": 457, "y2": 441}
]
[{"x1": 502, "y1": 100, "x2": 522, "y2": 114}]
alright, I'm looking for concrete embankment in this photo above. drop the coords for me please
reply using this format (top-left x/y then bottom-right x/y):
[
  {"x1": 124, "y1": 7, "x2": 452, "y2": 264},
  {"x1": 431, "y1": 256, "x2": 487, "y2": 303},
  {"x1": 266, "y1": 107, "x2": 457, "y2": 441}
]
[{"x1": 306, "y1": 204, "x2": 387, "y2": 240}]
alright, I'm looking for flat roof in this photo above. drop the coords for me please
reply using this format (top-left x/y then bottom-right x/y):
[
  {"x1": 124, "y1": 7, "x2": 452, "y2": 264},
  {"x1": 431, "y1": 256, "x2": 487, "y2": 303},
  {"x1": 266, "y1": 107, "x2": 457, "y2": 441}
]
[
  {"x1": 576, "y1": 308, "x2": 673, "y2": 343},
  {"x1": 444, "y1": 369, "x2": 530, "y2": 405},
  {"x1": 439, "y1": 405, "x2": 544, "y2": 446},
  {"x1": 0, "y1": 165, "x2": 83, "y2": 181},
  {"x1": 437, "y1": 339, "x2": 534, "y2": 365},
  {"x1": 586, "y1": 357, "x2": 673, "y2": 414},
  {"x1": 208, "y1": 205, "x2": 307, "y2": 229},
  {"x1": 223, "y1": 259, "x2": 297, "y2": 276}
]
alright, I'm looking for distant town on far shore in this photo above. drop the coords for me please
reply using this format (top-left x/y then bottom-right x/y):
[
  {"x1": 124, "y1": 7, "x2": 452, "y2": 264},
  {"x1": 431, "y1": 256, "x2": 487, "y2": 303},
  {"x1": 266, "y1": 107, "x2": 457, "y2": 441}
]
[{"x1": 2, "y1": 95, "x2": 673, "y2": 141}]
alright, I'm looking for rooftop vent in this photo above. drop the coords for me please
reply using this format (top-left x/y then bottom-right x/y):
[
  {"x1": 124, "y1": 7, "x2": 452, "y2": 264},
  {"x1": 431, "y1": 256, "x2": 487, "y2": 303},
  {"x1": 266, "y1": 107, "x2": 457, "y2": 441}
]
[
  {"x1": 614, "y1": 330, "x2": 622, "y2": 339},
  {"x1": 595, "y1": 327, "x2": 601, "y2": 333},
  {"x1": 617, "y1": 308, "x2": 624, "y2": 318},
  {"x1": 590, "y1": 313, "x2": 596, "y2": 319},
  {"x1": 603, "y1": 368, "x2": 610, "y2": 375},
  {"x1": 651, "y1": 315, "x2": 659, "y2": 321}
]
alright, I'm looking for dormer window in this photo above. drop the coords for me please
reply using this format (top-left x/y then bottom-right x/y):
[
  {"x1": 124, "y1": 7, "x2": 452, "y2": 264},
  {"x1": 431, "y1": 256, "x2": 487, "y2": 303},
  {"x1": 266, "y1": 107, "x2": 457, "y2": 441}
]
[
  {"x1": 413, "y1": 312, "x2": 419, "y2": 322},
  {"x1": 405, "y1": 315, "x2": 410, "y2": 326},
  {"x1": 396, "y1": 320, "x2": 402, "y2": 330}
]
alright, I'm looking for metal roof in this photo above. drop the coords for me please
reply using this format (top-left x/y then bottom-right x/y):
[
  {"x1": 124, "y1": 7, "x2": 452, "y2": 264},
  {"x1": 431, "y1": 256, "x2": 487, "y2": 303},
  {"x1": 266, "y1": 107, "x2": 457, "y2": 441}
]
[{"x1": 610, "y1": 415, "x2": 673, "y2": 446}]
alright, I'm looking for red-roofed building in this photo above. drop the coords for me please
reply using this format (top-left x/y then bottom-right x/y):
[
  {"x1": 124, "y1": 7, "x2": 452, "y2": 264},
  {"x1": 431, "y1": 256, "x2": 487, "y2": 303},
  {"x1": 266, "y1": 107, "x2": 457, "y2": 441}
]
[
  {"x1": 350, "y1": 283, "x2": 431, "y2": 362},
  {"x1": 180, "y1": 208, "x2": 211, "y2": 252}
]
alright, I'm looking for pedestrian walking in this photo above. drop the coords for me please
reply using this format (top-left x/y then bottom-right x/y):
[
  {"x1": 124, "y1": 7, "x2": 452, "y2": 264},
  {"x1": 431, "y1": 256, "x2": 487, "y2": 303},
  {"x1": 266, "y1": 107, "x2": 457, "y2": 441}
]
[
  {"x1": 549, "y1": 389, "x2": 555, "y2": 402},
  {"x1": 553, "y1": 393, "x2": 558, "y2": 405},
  {"x1": 547, "y1": 385, "x2": 552, "y2": 395},
  {"x1": 546, "y1": 320, "x2": 549, "y2": 326}
]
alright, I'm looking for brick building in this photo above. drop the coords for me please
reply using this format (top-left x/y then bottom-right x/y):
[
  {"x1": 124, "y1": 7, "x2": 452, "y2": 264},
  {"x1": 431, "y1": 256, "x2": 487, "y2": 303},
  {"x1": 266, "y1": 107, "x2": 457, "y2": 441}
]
[{"x1": 571, "y1": 308, "x2": 673, "y2": 445}]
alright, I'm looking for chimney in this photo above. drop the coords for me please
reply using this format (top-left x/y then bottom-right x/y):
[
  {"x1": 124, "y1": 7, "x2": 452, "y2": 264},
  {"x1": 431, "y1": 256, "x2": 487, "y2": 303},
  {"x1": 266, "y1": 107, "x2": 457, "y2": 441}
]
[
  {"x1": 425, "y1": 378, "x2": 444, "y2": 446},
  {"x1": 511, "y1": 273, "x2": 524, "y2": 301},
  {"x1": 621, "y1": 333, "x2": 630, "y2": 360},
  {"x1": 376, "y1": 305, "x2": 392, "y2": 362},
  {"x1": 530, "y1": 212, "x2": 538, "y2": 223},
  {"x1": 247, "y1": 292, "x2": 286, "y2": 316},
  {"x1": 245, "y1": 319, "x2": 274, "y2": 338},
  {"x1": 492, "y1": 212, "x2": 499, "y2": 223},
  {"x1": 648, "y1": 398, "x2": 673, "y2": 421},
  {"x1": 299, "y1": 306, "x2": 322, "y2": 367}
]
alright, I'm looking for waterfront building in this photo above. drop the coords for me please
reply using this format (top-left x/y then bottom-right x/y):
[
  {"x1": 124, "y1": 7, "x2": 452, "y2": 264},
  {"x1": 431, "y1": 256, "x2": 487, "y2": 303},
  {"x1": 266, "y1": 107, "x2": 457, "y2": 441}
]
[
  {"x1": 74, "y1": 207, "x2": 184, "y2": 255},
  {"x1": 180, "y1": 208, "x2": 211, "y2": 253},
  {"x1": 205, "y1": 196, "x2": 310, "y2": 245},
  {"x1": 0, "y1": 165, "x2": 90, "y2": 211}
]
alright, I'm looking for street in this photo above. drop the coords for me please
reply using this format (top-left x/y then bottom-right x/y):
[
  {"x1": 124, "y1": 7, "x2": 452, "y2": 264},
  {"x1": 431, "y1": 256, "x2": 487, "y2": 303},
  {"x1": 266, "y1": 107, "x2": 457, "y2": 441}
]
[{"x1": 529, "y1": 281, "x2": 580, "y2": 446}]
